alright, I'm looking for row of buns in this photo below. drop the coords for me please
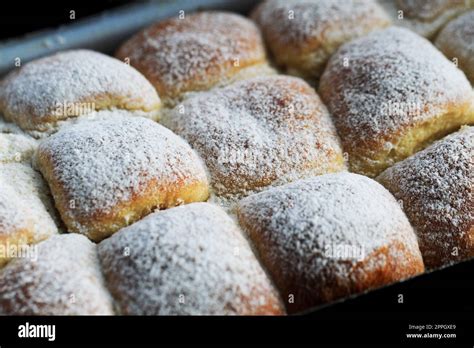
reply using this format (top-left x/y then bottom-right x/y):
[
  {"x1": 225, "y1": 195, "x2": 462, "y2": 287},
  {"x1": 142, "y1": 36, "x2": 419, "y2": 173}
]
[{"x1": 0, "y1": 0, "x2": 473, "y2": 315}]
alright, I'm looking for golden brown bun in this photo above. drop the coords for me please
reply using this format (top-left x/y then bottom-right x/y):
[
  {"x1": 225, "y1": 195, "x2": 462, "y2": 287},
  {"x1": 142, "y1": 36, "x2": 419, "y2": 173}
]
[
  {"x1": 0, "y1": 183, "x2": 40, "y2": 268},
  {"x1": 98, "y1": 203, "x2": 285, "y2": 315},
  {"x1": 436, "y1": 11, "x2": 474, "y2": 85},
  {"x1": 163, "y1": 75, "x2": 346, "y2": 204},
  {"x1": 35, "y1": 116, "x2": 209, "y2": 242},
  {"x1": 0, "y1": 161, "x2": 59, "y2": 268},
  {"x1": 0, "y1": 50, "x2": 161, "y2": 138},
  {"x1": 377, "y1": 127, "x2": 473, "y2": 270},
  {"x1": 379, "y1": 0, "x2": 474, "y2": 39},
  {"x1": 0, "y1": 234, "x2": 114, "y2": 315},
  {"x1": 116, "y1": 11, "x2": 273, "y2": 106},
  {"x1": 237, "y1": 173, "x2": 424, "y2": 314},
  {"x1": 319, "y1": 27, "x2": 474, "y2": 177},
  {"x1": 252, "y1": 0, "x2": 391, "y2": 84}
]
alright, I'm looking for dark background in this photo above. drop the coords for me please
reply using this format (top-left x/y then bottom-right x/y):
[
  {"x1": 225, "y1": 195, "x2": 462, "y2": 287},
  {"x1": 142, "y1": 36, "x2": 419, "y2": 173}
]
[{"x1": 0, "y1": 0, "x2": 133, "y2": 40}]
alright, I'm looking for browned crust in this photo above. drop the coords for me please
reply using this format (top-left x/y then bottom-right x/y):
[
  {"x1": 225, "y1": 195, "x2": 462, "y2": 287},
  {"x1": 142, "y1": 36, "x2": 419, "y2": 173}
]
[
  {"x1": 116, "y1": 11, "x2": 268, "y2": 103},
  {"x1": 251, "y1": 0, "x2": 391, "y2": 81},
  {"x1": 0, "y1": 74, "x2": 160, "y2": 130},
  {"x1": 380, "y1": 173, "x2": 474, "y2": 269},
  {"x1": 211, "y1": 78, "x2": 345, "y2": 195},
  {"x1": 164, "y1": 75, "x2": 346, "y2": 198},
  {"x1": 237, "y1": 210, "x2": 424, "y2": 314},
  {"x1": 0, "y1": 226, "x2": 34, "y2": 268},
  {"x1": 318, "y1": 40, "x2": 474, "y2": 177},
  {"x1": 377, "y1": 131, "x2": 474, "y2": 269},
  {"x1": 436, "y1": 41, "x2": 474, "y2": 85},
  {"x1": 0, "y1": 51, "x2": 161, "y2": 135},
  {"x1": 237, "y1": 291, "x2": 286, "y2": 315},
  {"x1": 435, "y1": 11, "x2": 474, "y2": 85},
  {"x1": 36, "y1": 148, "x2": 210, "y2": 242},
  {"x1": 397, "y1": 0, "x2": 466, "y2": 20}
]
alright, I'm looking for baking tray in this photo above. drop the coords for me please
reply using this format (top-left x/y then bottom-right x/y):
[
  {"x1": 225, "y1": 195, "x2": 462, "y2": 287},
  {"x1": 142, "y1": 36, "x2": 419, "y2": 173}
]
[{"x1": 0, "y1": 0, "x2": 472, "y2": 318}]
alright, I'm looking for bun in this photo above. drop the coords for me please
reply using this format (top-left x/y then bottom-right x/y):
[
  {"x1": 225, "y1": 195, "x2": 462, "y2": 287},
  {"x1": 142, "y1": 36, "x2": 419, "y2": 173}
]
[
  {"x1": 98, "y1": 203, "x2": 285, "y2": 315},
  {"x1": 436, "y1": 11, "x2": 474, "y2": 84},
  {"x1": 0, "y1": 137, "x2": 59, "y2": 267},
  {"x1": 0, "y1": 50, "x2": 160, "y2": 137},
  {"x1": 163, "y1": 75, "x2": 346, "y2": 203},
  {"x1": 379, "y1": 0, "x2": 473, "y2": 39},
  {"x1": 0, "y1": 234, "x2": 114, "y2": 315},
  {"x1": 116, "y1": 11, "x2": 273, "y2": 106},
  {"x1": 0, "y1": 132, "x2": 37, "y2": 163},
  {"x1": 377, "y1": 126, "x2": 473, "y2": 269},
  {"x1": 35, "y1": 116, "x2": 209, "y2": 242},
  {"x1": 252, "y1": 0, "x2": 391, "y2": 83},
  {"x1": 237, "y1": 172, "x2": 424, "y2": 313},
  {"x1": 319, "y1": 27, "x2": 473, "y2": 177}
]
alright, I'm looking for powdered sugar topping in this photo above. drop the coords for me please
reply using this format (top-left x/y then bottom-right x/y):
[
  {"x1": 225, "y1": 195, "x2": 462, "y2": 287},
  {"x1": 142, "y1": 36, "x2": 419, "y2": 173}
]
[
  {"x1": 0, "y1": 234, "x2": 114, "y2": 314},
  {"x1": 35, "y1": 116, "x2": 208, "y2": 230},
  {"x1": 377, "y1": 126, "x2": 473, "y2": 266},
  {"x1": 238, "y1": 172, "x2": 422, "y2": 281},
  {"x1": 98, "y1": 203, "x2": 283, "y2": 315},
  {"x1": 438, "y1": 10, "x2": 474, "y2": 52},
  {"x1": 0, "y1": 132, "x2": 37, "y2": 163},
  {"x1": 163, "y1": 75, "x2": 345, "y2": 204},
  {"x1": 436, "y1": 10, "x2": 474, "y2": 82},
  {"x1": 0, "y1": 49, "x2": 160, "y2": 132},
  {"x1": 254, "y1": 0, "x2": 390, "y2": 52},
  {"x1": 0, "y1": 162, "x2": 58, "y2": 243},
  {"x1": 320, "y1": 27, "x2": 472, "y2": 147},
  {"x1": 117, "y1": 12, "x2": 266, "y2": 101}
]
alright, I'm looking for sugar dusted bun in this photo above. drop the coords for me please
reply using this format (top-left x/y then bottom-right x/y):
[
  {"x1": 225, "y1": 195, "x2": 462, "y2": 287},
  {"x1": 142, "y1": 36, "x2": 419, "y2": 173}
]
[
  {"x1": 35, "y1": 116, "x2": 209, "y2": 242},
  {"x1": 0, "y1": 50, "x2": 161, "y2": 137},
  {"x1": 377, "y1": 127, "x2": 473, "y2": 270},
  {"x1": 0, "y1": 132, "x2": 37, "y2": 164},
  {"x1": 0, "y1": 234, "x2": 114, "y2": 315},
  {"x1": 380, "y1": 0, "x2": 473, "y2": 39},
  {"x1": 252, "y1": 0, "x2": 391, "y2": 83},
  {"x1": 319, "y1": 27, "x2": 473, "y2": 177},
  {"x1": 98, "y1": 203, "x2": 285, "y2": 315},
  {"x1": 163, "y1": 75, "x2": 346, "y2": 204},
  {"x1": 436, "y1": 11, "x2": 474, "y2": 84},
  {"x1": 116, "y1": 11, "x2": 273, "y2": 106},
  {"x1": 0, "y1": 174, "x2": 57, "y2": 268},
  {"x1": 0, "y1": 133, "x2": 59, "y2": 267},
  {"x1": 237, "y1": 172, "x2": 424, "y2": 313}
]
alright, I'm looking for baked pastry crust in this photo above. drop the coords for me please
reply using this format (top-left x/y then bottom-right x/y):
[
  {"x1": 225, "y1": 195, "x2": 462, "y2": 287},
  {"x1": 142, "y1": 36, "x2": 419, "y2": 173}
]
[
  {"x1": 163, "y1": 75, "x2": 346, "y2": 203},
  {"x1": 116, "y1": 11, "x2": 273, "y2": 106},
  {"x1": 98, "y1": 203, "x2": 285, "y2": 315},
  {"x1": 0, "y1": 234, "x2": 114, "y2": 315},
  {"x1": 0, "y1": 162, "x2": 59, "y2": 267},
  {"x1": 379, "y1": 0, "x2": 473, "y2": 39},
  {"x1": 252, "y1": 0, "x2": 391, "y2": 84},
  {"x1": 436, "y1": 11, "x2": 474, "y2": 85},
  {"x1": 0, "y1": 50, "x2": 161, "y2": 137},
  {"x1": 237, "y1": 172, "x2": 424, "y2": 313},
  {"x1": 319, "y1": 27, "x2": 473, "y2": 177},
  {"x1": 35, "y1": 116, "x2": 209, "y2": 242},
  {"x1": 377, "y1": 126, "x2": 473, "y2": 269},
  {"x1": 0, "y1": 132, "x2": 37, "y2": 164}
]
